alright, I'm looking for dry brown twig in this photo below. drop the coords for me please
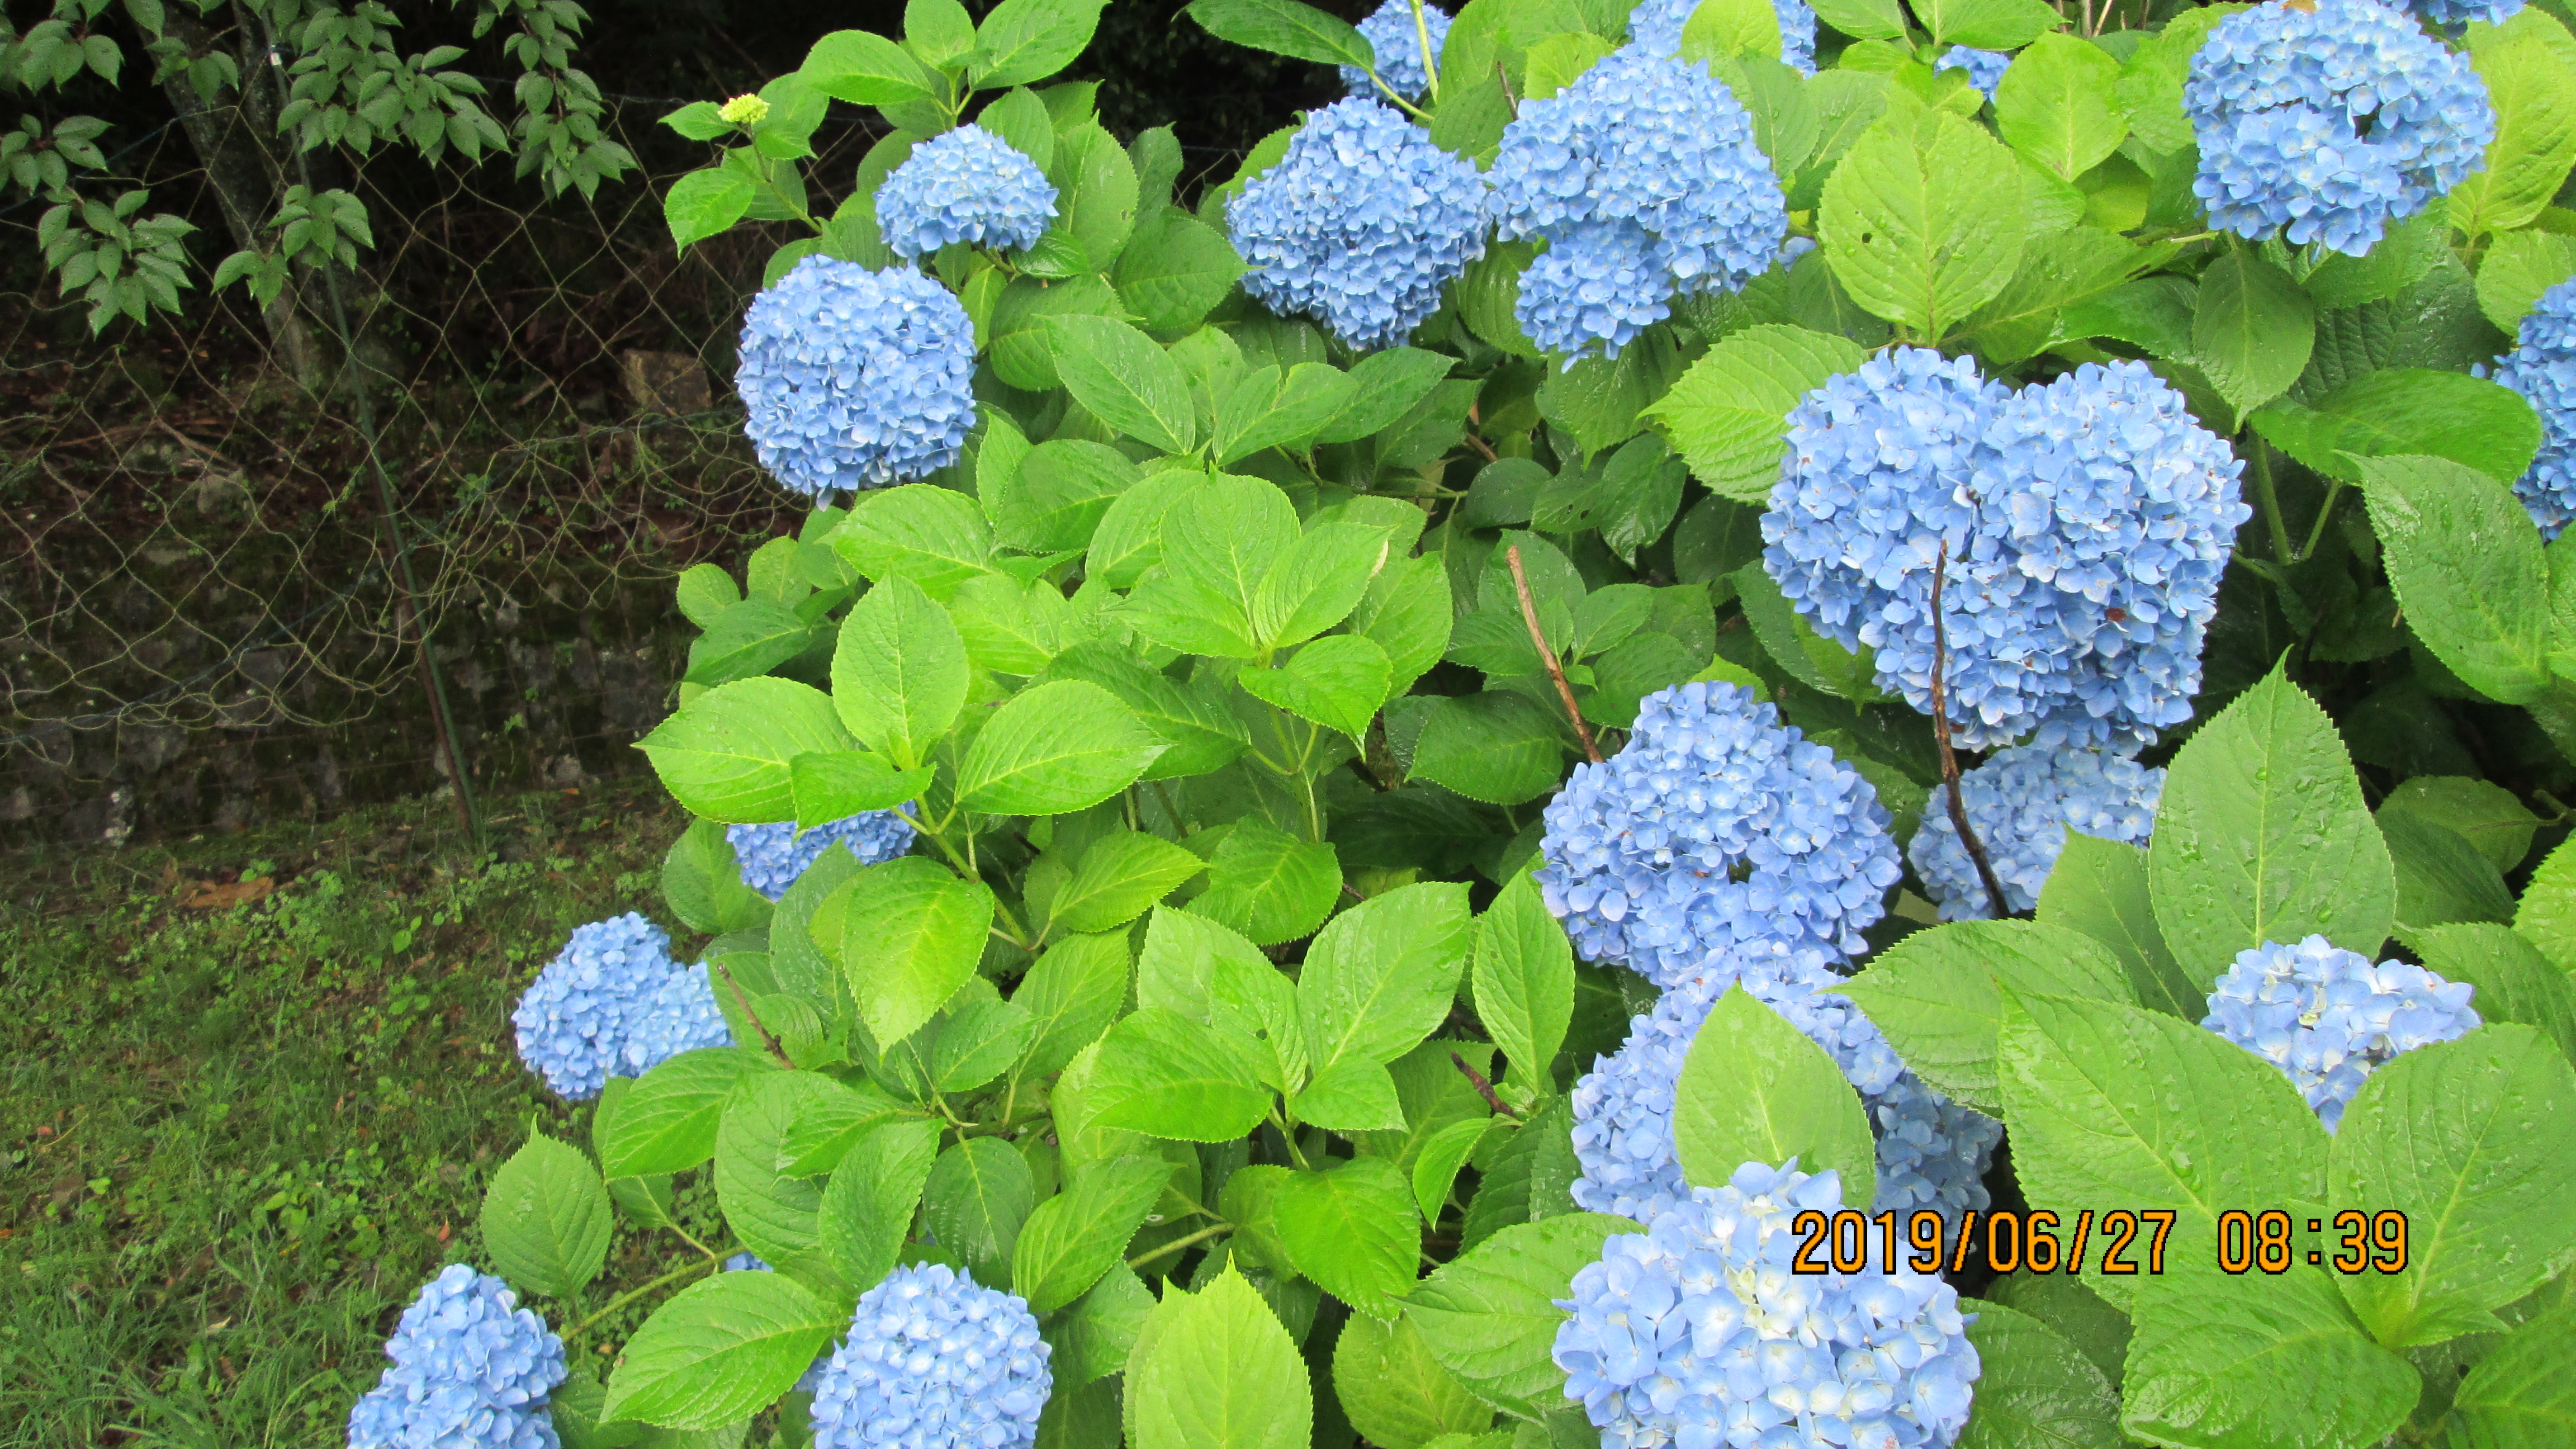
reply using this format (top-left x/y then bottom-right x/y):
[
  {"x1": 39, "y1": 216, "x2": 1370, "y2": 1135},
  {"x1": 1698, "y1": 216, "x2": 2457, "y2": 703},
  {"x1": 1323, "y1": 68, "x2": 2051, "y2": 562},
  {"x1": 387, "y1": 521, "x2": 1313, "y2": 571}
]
[{"x1": 1507, "y1": 543, "x2": 1604, "y2": 764}]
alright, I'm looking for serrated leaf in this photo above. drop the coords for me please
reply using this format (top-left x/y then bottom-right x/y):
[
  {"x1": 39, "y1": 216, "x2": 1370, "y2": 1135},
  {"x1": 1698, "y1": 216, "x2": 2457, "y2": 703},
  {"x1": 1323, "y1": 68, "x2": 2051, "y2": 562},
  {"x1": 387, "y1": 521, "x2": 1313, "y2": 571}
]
[
  {"x1": 1995, "y1": 34, "x2": 2125, "y2": 181},
  {"x1": 1670, "y1": 984, "x2": 1877, "y2": 1208},
  {"x1": 2330, "y1": 1025, "x2": 2576, "y2": 1348},
  {"x1": 828, "y1": 856, "x2": 997, "y2": 1046},
  {"x1": 1049, "y1": 830, "x2": 1208, "y2": 936},
  {"x1": 1837, "y1": 919, "x2": 2135, "y2": 1116},
  {"x1": 1643, "y1": 324, "x2": 1866, "y2": 503},
  {"x1": 481, "y1": 1130, "x2": 614, "y2": 1299},
  {"x1": 638, "y1": 678, "x2": 856, "y2": 825},
  {"x1": 2145, "y1": 669, "x2": 2395, "y2": 976},
  {"x1": 600, "y1": 1273, "x2": 841, "y2": 1429},
  {"x1": 958, "y1": 679, "x2": 1166, "y2": 816},
  {"x1": 1820, "y1": 105, "x2": 2024, "y2": 338},
  {"x1": 1275, "y1": 1157, "x2": 1419, "y2": 1318},
  {"x1": 2192, "y1": 251, "x2": 2315, "y2": 418}
]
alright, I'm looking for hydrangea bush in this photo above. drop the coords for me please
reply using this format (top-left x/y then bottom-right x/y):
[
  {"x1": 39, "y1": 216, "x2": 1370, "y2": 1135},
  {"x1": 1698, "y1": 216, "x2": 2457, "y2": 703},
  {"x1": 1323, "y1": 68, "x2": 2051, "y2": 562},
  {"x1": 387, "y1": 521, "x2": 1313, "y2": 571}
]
[{"x1": 401, "y1": 1, "x2": 2576, "y2": 1446}]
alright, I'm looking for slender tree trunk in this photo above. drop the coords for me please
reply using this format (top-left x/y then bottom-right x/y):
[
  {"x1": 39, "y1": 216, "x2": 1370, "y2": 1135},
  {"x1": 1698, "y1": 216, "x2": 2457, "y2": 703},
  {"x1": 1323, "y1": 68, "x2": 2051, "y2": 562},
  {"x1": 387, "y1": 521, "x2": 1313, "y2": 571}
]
[{"x1": 158, "y1": 9, "x2": 328, "y2": 391}]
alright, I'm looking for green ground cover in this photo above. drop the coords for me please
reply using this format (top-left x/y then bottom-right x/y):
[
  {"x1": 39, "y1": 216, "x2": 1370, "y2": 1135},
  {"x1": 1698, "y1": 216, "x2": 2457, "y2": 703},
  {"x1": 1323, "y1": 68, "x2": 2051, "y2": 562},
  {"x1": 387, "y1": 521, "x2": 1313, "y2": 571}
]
[{"x1": 0, "y1": 782, "x2": 719, "y2": 1448}]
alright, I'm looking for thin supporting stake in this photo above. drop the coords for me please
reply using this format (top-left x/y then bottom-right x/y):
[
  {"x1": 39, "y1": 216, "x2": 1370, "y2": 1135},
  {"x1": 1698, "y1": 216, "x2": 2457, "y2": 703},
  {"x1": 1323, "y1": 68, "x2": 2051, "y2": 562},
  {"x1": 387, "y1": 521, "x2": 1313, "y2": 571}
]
[{"x1": 1928, "y1": 541, "x2": 2012, "y2": 921}]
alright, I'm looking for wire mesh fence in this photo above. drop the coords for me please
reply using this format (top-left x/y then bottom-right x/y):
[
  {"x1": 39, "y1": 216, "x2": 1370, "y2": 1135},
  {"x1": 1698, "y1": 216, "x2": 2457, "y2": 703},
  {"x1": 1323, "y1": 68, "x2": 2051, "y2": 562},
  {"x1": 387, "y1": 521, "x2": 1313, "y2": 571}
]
[{"x1": 1, "y1": 92, "x2": 906, "y2": 851}]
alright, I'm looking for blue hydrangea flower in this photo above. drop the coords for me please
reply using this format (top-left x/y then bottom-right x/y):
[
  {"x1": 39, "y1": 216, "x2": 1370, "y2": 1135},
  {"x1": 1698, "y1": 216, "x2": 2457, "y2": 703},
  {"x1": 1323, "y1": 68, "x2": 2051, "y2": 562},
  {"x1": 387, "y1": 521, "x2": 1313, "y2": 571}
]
[
  {"x1": 737, "y1": 257, "x2": 978, "y2": 498},
  {"x1": 512, "y1": 914, "x2": 676, "y2": 1101},
  {"x1": 1340, "y1": 0, "x2": 1453, "y2": 103},
  {"x1": 2412, "y1": 0, "x2": 2522, "y2": 25},
  {"x1": 1516, "y1": 219, "x2": 1675, "y2": 362},
  {"x1": 1554, "y1": 1160, "x2": 1982, "y2": 1449},
  {"x1": 2203, "y1": 935, "x2": 2480, "y2": 1131},
  {"x1": 2185, "y1": 0, "x2": 2494, "y2": 256},
  {"x1": 722, "y1": 1254, "x2": 830, "y2": 1394},
  {"x1": 1627, "y1": 0, "x2": 1819, "y2": 73},
  {"x1": 809, "y1": 1262, "x2": 1052, "y2": 1449},
  {"x1": 2486, "y1": 277, "x2": 2576, "y2": 539},
  {"x1": 347, "y1": 1265, "x2": 567, "y2": 1449},
  {"x1": 728, "y1": 811, "x2": 919, "y2": 901},
  {"x1": 1910, "y1": 744, "x2": 2165, "y2": 921},
  {"x1": 1537, "y1": 680, "x2": 1902, "y2": 990},
  {"x1": 874, "y1": 124, "x2": 1058, "y2": 257},
  {"x1": 1490, "y1": 44, "x2": 1787, "y2": 361},
  {"x1": 1573, "y1": 976, "x2": 2000, "y2": 1229},
  {"x1": 1935, "y1": 46, "x2": 2010, "y2": 100},
  {"x1": 1763, "y1": 353, "x2": 2250, "y2": 752},
  {"x1": 622, "y1": 963, "x2": 737, "y2": 1076},
  {"x1": 1228, "y1": 97, "x2": 1488, "y2": 349}
]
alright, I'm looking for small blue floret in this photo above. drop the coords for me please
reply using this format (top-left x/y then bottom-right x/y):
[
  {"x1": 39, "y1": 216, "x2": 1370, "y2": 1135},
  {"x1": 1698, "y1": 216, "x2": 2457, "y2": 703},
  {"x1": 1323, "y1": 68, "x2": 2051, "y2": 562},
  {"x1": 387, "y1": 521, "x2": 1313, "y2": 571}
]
[
  {"x1": 510, "y1": 913, "x2": 676, "y2": 1101},
  {"x1": 1935, "y1": 46, "x2": 2010, "y2": 100},
  {"x1": 2185, "y1": 0, "x2": 2494, "y2": 256},
  {"x1": 1763, "y1": 352, "x2": 2248, "y2": 751},
  {"x1": 874, "y1": 124, "x2": 1059, "y2": 257},
  {"x1": 1627, "y1": 0, "x2": 1819, "y2": 73},
  {"x1": 728, "y1": 811, "x2": 918, "y2": 901},
  {"x1": 1910, "y1": 744, "x2": 2165, "y2": 920},
  {"x1": 737, "y1": 257, "x2": 978, "y2": 498},
  {"x1": 622, "y1": 963, "x2": 737, "y2": 1076},
  {"x1": 808, "y1": 1262, "x2": 1052, "y2": 1449},
  {"x1": 1491, "y1": 44, "x2": 1786, "y2": 361},
  {"x1": 1553, "y1": 1159, "x2": 1982, "y2": 1449},
  {"x1": 1536, "y1": 680, "x2": 1902, "y2": 990},
  {"x1": 1339, "y1": 0, "x2": 1453, "y2": 103},
  {"x1": 346, "y1": 1265, "x2": 567, "y2": 1449},
  {"x1": 2203, "y1": 935, "x2": 2480, "y2": 1131},
  {"x1": 1228, "y1": 97, "x2": 1489, "y2": 349},
  {"x1": 2487, "y1": 277, "x2": 2576, "y2": 540}
]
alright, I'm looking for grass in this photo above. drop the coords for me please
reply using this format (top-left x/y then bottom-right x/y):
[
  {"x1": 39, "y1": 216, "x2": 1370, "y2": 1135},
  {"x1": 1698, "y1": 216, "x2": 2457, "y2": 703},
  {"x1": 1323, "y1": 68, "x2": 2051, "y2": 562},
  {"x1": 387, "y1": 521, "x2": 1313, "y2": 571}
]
[{"x1": 0, "y1": 779, "x2": 738, "y2": 1448}]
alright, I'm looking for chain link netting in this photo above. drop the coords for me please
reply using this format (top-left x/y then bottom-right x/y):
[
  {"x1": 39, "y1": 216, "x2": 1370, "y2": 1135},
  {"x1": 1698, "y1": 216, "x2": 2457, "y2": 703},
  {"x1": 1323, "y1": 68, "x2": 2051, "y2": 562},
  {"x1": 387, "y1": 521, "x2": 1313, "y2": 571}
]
[{"x1": 0, "y1": 94, "x2": 899, "y2": 849}]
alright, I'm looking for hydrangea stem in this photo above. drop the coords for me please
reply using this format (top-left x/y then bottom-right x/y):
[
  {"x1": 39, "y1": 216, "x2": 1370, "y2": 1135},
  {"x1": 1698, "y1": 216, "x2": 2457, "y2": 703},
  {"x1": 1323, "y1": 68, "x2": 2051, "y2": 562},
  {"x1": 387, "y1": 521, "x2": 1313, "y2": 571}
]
[
  {"x1": 1507, "y1": 544, "x2": 1604, "y2": 764},
  {"x1": 714, "y1": 958, "x2": 797, "y2": 1068},
  {"x1": 1408, "y1": 0, "x2": 1442, "y2": 103},
  {"x1": 1449, "y1": 1050, "x2": 1522, "y2": 1119},
  {"x1": 1929, "y1": 542, "x2": 2014, "y2": 921}
]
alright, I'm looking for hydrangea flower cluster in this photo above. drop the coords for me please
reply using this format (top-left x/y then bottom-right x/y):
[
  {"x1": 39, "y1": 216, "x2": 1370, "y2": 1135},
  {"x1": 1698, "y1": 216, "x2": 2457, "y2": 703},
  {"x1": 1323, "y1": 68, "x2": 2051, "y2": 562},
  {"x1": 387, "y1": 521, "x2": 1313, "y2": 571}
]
[
  {"x1": 1627, "y1": 0, "x2": 1819, "y2": 74},
  {"x1": 1554, "y1": 1160, "x2": 1982, "y2": 1449},
  {"x1": 1763, "y1": 352, "x2": 2250, "y2": 752},
  {"x1": 1571, "y1": 974, "x2": 2000, "y2": 1229},
  {"x1": 1935, "y1": 46, "x2": 2010, "y2": 100},
  {"x1": 808, "y1": 1263, "x2": 1052, "y2": 1449},
  {"x1": 873, "y1": 124, "x2": 1058, "y2": 257},
  {"x1": 728, "y1": 811, "x2": 918, "y2": 899},
  {"x1": 1910, "y1": 744, "x2": 2165, "y2": 920},
  {"x1": 1339, "y1": 0, "x2": 1452, "y2": 103},
  {"x1": 2203, "y1": 935, "x2": 2481, "y2": 1131},
  {"x1": 347, "y1": 1266, "x2": 567, "y2": 1449},
  {"x1": 2487, "y1": 277, "x2": 2576, "y2": 540},
  {"x1": 2185, "y1": 0, "x2": 2494, "y2": 256},
  {"x1": 510, "y1": 913, "x2": 676, "y2": 1100},
  {"x1": 623, "y1": 963, "x2": 736, "y2": 1076},
  {"x1": 1535, "y1": 680, "x2": 1902, "y2": 990},
  {"x1": 512, "y1": 914, "x2": 736, "y2": 1098},
  {"x1": 737, "y1": 256, "x2": 978, "y2": 497},
  {"x1": 1489, "y1": 44, "x2": 1786, "y2": 360},
  {"x1": 1228, "y1": 97, "x2": 1488, "y2": 349},
  {"x1": 2412, "y1": 0, "x2": 2521, "y2": 25}
]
